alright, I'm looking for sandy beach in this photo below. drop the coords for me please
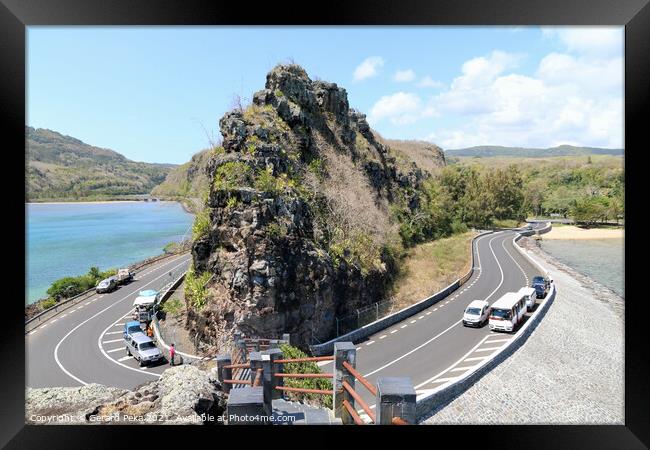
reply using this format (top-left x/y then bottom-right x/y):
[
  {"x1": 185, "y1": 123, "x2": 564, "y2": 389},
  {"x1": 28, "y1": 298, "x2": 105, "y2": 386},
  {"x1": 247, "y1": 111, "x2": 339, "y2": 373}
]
[{"x1": 542, "y1": 225, "x2": 624, "y2": 240}]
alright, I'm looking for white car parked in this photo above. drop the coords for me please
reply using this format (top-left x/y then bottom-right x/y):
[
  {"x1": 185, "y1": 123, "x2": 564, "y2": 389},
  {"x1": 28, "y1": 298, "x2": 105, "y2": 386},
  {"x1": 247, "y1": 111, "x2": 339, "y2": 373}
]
[{"x1": 462, "y1": 300, "x2": 490, "y2": 327}]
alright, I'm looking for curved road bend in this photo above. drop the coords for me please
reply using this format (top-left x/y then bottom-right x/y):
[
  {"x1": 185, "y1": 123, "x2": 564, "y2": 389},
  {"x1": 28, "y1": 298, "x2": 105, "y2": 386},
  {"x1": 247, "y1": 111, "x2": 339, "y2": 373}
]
[
  {"x1": 317, "y1": 224, "x2": 546, "y2": 414},
  {"x1": 26, "y1": 253, "x2": 192, "y2": 390}
]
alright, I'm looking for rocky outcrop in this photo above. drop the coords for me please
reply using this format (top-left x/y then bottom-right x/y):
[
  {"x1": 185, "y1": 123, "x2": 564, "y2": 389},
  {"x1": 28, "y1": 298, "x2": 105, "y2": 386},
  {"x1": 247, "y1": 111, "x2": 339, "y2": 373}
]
[
  {"x1": 187, "y1": 64, "x2": 442, "y2": 350},
  {"x1": 26, "y1": 365, "x2": 227, "y2": 425}
]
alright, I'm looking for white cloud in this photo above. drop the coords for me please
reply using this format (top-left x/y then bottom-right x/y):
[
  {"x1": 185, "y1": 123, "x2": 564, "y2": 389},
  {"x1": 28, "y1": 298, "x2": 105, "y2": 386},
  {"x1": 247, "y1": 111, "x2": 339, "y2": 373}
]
[
  {"x1": 542, "y1": 27, "x2": 623, "y2": 58},
  {"x1": 427, "y1": 45, "x2": 623, "y2": 149},
  {"x1": 353, "y1": 56, "x2": 385, "y2": 81},
  {"x1": 368, "y1": 92, "x2": 437, "y2": 126},
  {"x1": 416, "y1": 76, "x2": 444, "y2": 89},
  {"x1": 393, "y1": 69, "x2": 416, "y2": 82}
]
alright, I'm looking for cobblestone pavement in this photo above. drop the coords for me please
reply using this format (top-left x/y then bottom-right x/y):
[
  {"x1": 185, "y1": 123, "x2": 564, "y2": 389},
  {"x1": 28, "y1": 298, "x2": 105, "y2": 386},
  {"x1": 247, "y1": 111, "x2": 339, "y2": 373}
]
[{"x1": 422, "y1": 237, "x2": 624, "y2": 424}]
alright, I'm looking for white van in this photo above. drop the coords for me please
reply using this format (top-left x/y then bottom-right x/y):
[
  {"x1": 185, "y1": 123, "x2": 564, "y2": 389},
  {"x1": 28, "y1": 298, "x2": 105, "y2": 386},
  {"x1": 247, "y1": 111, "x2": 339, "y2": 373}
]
[
  {"x1": 462, "y1": 300, "x2": 490, "y2": 327},
  {"x1": 489, "y1": 292, "x2": 527, "y2": 333},
  {"x1": 518, "y1": 287, "x2": 537, "y2": 312}
]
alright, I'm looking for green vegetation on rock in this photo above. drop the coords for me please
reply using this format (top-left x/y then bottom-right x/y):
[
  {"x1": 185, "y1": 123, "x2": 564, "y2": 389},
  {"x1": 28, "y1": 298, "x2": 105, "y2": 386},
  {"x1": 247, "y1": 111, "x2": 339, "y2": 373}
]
[{"x1": 185, "y1": 265, "x2": 212, "y2": 309}]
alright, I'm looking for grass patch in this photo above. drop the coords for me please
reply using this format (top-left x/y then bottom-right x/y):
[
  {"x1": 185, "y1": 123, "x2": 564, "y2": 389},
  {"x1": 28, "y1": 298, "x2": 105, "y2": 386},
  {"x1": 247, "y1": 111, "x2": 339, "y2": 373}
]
[
  {"x1": 278, "y1": 344, "x2": 333, "y2": 409},
  {"x1": 391, "y1": 231, "x2": 477, "y2": 310},
  {"x1": 161, "y1": 298, "x2": 184, "y2": 317},
  {"x1": 492, "y1": 219, "x2": 522, "y2": 229}
]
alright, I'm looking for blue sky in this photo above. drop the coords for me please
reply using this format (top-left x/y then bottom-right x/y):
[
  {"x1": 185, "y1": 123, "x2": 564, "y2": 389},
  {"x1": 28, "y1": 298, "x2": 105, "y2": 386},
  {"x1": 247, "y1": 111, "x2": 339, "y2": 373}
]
[{"x1": 27, "y1": 26, "x2": 623, "y2": 164}]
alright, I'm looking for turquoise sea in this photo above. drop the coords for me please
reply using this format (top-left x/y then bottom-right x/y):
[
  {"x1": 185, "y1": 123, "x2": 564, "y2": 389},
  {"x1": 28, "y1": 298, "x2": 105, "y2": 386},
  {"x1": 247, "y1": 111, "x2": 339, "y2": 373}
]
[
  {"x1": 26, "y1": 201, "x2": 194, "y2": 304},
  {"x1": 540, "y1": 238, "x2": 624, "y2": 297}
]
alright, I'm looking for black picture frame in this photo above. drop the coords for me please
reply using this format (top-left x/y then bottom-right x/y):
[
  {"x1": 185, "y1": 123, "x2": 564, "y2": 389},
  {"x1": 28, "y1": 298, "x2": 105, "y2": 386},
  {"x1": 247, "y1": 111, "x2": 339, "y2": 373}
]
[{"x1": 2, "y1": 0, "x2": 646, "y2": 446}]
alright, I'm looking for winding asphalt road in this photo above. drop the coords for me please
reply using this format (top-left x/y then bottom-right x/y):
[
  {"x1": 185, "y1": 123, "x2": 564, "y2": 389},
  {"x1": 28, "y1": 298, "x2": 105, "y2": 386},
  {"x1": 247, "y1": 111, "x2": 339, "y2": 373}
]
[
  {"x1": 316, "y1": 224, "x2": 546, "y2": 415},
  {"x1": 26, "y1": 253, "x2": 192, "y2": 390},
  {"x1": 27, "y1": 223, "x2": 546, "y2": 413}
]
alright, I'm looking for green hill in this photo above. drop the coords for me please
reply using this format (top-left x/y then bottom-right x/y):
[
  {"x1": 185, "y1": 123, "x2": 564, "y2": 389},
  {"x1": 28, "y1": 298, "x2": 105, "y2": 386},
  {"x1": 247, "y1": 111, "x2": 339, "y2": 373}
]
[
  {"x1": 150, "y1": 148, "x2": 212, "y2": 212},
  {"x1": 445, "y1": 144, "x2": 623, "y2": 158},
  {"x1": 26, "y1": 127, "x2": 175, "y2": 201}
]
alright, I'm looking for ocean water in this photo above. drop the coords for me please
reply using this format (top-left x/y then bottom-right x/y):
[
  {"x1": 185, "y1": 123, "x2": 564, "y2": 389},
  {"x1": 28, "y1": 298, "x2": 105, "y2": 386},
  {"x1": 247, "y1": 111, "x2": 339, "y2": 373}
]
[
  {"x1": 26, "y1": 201, "x2": 194, "y2": 304},
  {"x1": 540, "y1": 238, "x2": 624, "y2": 297}
]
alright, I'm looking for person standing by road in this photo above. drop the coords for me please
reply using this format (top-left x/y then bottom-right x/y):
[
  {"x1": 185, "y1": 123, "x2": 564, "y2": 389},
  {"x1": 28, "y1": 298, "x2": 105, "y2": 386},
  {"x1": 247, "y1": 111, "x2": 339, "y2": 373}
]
[{"x1": 169, "y1": 343, "x2": 176, "y2": 366}]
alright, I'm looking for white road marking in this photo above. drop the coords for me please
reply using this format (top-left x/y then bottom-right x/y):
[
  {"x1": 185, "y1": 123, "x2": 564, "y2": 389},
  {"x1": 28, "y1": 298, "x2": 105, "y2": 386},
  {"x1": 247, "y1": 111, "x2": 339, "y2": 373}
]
[
  {"x1": 52, "y1": 319, "x2": 58, "y2": 323},
  {"x1": 474, "y1": 346, "x2": 503, "y2": 352},
  {"x1": 410, "y1": 320, "x2": 416, "y2": 324},
  {"x1": 483, "y1": 234, "x2": 507, "y2": 302},
  {"x1": 464, "y1": 356, "x2": 489, "y2": 362},
  {"x1": 503, "y1": 235, "x2": 531, "y2": 284},
  {"x1": 106, "y1": 348, "x2": 123, "y2": 354},
  {"x1": 400, "y1": 325, "x2": 407, "y2": 329},
  {"x1": 390, "y1": 330, "x2": 398, "y2": 334},
  {"x1": 415, "y1": 333, "x2": 495, "y2": 389},
  {"x1": 102, "y1": 339, "x2": 122, "y2": 344},
  {"x1": 104, "y1": 331, "x2": 122, "y2": 335},
  {"x1": 426, "y1": 312, "x2": 432, "y2": 315},
  {"x1": 484, "y1": 338, "x2": 510, "y2": 344},
  {"x1": 356, "y1": 347, "x2": 362, "y2": 351},
  {"x1": 433, "y1": 308, "x2": 438, "y2": 311},
  {"x1": 54, "y1": 255, "x2": 189, "y2": 385},
  {"x1": 430, "y1": 377, "x2": 457, "y2": 384},
  {"x1": 366, "y1": 341, "x2": 375, "y2": 346},
  {"x1": 379, "y1": 335, "x2": 387, "y2": 339},
  {"x1": 117, "y1": 355, "x2": 132, "y2": 362},
  {"x1": 113, "y1": 323, "x2": 125, "y2": 327},
  {"x1": 418, "y1": 315, "x2": 424, "y2": 320},
  {"x1": 451, "y1": 366, "x2": 477, "y2": 372},
  {"x1": 60, "y1": 314, "x2": 68, "y2": 318},
  {"x1": 363, "y1": 319, "x2": 462, "y2": 378}
]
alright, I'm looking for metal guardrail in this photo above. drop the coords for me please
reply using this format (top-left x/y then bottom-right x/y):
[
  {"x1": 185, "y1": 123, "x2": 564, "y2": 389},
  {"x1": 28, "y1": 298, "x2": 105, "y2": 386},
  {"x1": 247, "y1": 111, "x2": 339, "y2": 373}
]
[{"x1": 25, "y1": 251, "x2": 190, "y2": 333}]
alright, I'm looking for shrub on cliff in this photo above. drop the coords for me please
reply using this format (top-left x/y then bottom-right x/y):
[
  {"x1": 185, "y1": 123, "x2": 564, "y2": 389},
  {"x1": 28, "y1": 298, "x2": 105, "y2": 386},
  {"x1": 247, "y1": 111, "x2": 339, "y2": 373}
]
[{"x1": 279, "y1": 344, "x2": 333, "y2": 409}]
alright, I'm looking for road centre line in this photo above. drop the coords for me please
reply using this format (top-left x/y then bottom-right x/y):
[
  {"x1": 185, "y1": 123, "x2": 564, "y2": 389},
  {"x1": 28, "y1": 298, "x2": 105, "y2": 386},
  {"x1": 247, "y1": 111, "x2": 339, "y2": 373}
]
[{"x1": 54, "y1": 255, "x2": 189, "y2": 385}]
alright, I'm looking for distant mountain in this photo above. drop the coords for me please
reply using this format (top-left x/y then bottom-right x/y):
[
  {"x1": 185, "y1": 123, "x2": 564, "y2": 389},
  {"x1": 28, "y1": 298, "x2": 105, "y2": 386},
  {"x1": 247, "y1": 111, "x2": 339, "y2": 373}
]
[
  {"x1": 26, "y1": 127, "x2": 176, "y2": 201},
  {"x1": 151, "y1": 148, "x2": 212, "y2": 210},
  {"x1": 445, "y1": 145, "x2": 623, "y2": 158}
]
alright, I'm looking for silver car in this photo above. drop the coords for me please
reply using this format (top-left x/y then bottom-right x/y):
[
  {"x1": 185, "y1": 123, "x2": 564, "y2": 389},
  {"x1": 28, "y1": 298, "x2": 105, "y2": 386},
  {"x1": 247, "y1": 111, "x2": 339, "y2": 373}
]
[{"x1": 125, "y1": 333, "x2": 163, "y2": 366}]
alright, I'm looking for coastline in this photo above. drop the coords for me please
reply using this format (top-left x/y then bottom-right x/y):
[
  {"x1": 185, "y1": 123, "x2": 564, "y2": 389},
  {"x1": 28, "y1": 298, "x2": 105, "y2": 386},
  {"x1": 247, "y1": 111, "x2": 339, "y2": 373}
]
[
  {"x1": 542, "y1": 225, "x2": 623, "y2": 240},
  {"x1": 422, "y1": 236, "x2": 623, "y2": 424},
  {"x1": 27, "y1": 200, "x2": 171, "y2": 205}
]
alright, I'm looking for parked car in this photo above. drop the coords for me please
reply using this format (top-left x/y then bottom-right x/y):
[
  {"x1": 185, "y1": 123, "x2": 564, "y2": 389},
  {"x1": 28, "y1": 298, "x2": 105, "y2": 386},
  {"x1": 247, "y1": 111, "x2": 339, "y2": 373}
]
[
  {"x1": 123, "y1": 320, "x2": 145, "y2": 341},
  {"x1": 125, "y1": 333, "x2": 163, "y2": 366},
  {"x1": 462, "y1": 300, "x2": 490, "y2": 327},
  {"x1": 96, "y1": 276, "x2": 118, "y2": 293},
  {"x1": 116, "y1": 268, "x2": 134, "y2": 285},
  {"x1": 531, "y1": 276, "x2": 548, "y2": 298}
]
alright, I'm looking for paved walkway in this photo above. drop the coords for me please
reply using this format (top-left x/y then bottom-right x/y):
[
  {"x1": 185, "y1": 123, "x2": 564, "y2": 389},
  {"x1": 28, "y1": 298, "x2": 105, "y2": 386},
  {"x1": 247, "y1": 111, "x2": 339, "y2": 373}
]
[{"x1": 421, "y1": 237, "x2": 624, "y2": 424}]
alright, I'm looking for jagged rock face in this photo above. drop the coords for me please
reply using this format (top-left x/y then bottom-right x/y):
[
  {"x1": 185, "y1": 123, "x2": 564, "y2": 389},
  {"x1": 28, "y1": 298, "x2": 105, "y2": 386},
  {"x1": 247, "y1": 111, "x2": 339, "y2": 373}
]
[
  {"x1": 189, "y1": 64, "x2": 432, "y2": 350},
  {"x1": 25, "y1": 365, "x2": 226, "y2": 425}
]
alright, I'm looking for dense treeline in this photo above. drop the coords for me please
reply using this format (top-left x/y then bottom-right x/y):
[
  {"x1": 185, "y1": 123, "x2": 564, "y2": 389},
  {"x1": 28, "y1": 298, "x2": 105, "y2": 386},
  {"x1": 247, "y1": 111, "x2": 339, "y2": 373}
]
[
  {"x1": 394, "y1": 165, "x2": 525, "y2": 247},
  {"x1": 394, "y1": 155, "x2": 623, "y2": 247},
  {"x1": 456, "y1": 155, "x2": 623, "y2": 226}
]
